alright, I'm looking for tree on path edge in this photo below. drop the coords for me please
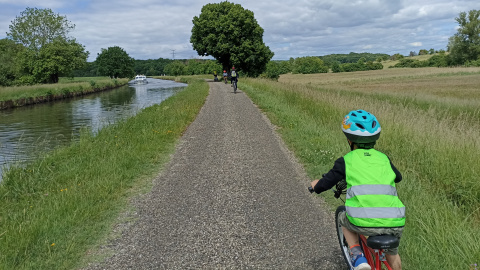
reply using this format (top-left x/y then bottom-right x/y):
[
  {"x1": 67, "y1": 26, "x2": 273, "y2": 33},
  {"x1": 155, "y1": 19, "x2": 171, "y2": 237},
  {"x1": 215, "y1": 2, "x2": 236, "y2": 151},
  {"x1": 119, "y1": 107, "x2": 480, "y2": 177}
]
[{"x1": 190, "y1": 1, "x2": 274, "y2": 77}]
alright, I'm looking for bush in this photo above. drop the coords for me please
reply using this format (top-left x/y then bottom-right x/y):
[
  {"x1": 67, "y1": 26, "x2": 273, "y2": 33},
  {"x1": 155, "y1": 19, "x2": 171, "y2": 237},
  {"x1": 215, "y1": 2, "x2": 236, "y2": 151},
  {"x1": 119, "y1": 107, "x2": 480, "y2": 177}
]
[
  {"x1": 366, "y1": 61, "x2": 383, "y2": 70},
  {"x1": 465, "y1": 59, "x2": 480, "y2": 67},
  {"x1": 331, "y1": 62, "x2": 342, "y2": 73},
  {"x1": 293, "y1": 56, "x2": 329, "y2": 74},
  {"x1": 341, "y1": 63, "x2": 365, "y2": 72},
  {"x1": 264, "y1": 61, "x2": 282, "y2": 80}
]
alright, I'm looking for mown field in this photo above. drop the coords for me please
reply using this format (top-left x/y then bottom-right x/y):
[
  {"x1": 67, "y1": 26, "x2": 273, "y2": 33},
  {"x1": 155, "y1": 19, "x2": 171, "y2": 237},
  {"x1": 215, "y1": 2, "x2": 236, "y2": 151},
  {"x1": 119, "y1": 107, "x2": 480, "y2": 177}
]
[{"x1": 240, "y1": 67, "x2": 480, "y2": 269}]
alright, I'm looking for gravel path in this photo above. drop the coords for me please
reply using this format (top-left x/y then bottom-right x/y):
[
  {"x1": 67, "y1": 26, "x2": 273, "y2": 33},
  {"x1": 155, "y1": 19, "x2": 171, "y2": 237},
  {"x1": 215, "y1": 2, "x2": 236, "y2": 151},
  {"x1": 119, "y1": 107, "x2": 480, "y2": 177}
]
[{"x1": 84, "y1": 81, "x2": 345, "y2": 269}]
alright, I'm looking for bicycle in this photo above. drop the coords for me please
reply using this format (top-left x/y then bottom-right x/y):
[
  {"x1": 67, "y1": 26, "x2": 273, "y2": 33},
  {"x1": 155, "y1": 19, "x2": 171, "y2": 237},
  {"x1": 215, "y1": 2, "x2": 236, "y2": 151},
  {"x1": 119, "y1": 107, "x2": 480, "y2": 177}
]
[
  {"x1": 232, "y1": 79, "x2": 237, "y2": 93},
  {"x1": 308, "y1": 181, "x2": 399, "y2": 270}
]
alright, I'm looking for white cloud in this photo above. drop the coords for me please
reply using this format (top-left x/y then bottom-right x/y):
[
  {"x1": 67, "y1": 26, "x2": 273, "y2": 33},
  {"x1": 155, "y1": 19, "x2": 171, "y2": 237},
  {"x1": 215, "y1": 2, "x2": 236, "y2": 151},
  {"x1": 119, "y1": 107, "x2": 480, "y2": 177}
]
[{"x1": 1, "y1": 0, "x2": 479, "y2": 61}]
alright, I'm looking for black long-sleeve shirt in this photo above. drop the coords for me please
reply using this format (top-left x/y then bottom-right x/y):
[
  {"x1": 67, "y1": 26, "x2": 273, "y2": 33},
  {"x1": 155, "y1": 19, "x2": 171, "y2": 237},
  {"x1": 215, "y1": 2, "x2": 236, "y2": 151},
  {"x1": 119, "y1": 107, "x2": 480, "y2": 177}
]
[{"x1": 313, "y1": 156, "x2": 402, "y2": 194}]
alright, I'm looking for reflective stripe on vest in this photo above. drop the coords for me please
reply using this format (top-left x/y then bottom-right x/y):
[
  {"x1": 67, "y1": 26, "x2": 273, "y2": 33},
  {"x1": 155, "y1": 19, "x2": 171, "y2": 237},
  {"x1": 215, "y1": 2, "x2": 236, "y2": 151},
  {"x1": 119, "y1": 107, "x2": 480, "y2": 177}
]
[
  {"x1": 346, "y1": 206, "x2": 406, "y2": 219},
  {"x1": 346, "y1": 184, "x2": 398, "y2": 199},
  {"x1": 344, "y1": 149, "x2": 405, "y2": 228}
]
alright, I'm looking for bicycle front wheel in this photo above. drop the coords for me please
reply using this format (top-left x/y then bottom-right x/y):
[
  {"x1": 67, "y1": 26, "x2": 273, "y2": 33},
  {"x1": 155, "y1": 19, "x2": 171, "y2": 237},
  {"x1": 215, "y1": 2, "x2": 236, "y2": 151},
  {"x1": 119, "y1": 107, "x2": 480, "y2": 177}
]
[{"x1": 335, "y1": 206, "x2": 354, "y2": 270}]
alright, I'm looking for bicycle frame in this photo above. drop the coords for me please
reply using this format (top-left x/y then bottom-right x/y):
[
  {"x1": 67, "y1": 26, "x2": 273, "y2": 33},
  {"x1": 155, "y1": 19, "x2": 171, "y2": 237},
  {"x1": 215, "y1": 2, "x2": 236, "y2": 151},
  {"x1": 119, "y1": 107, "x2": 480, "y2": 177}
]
[
  {"x1": 310, "y1": 183, "x2": 397, "y2": 270},
  {"x1": 359, "y1": 235, "x2": 392, "y2": 270}
]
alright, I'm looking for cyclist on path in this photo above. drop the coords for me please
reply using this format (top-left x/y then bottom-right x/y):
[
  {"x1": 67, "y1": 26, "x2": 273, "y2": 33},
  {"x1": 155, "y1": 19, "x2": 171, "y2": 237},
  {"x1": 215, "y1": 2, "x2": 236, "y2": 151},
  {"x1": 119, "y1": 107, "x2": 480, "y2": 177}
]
[
  {"x1": 310, "y1": 110, "x2": 405, "y2": 270},
  {"x1": 230, "y1": 66, "x2": 238, "y2": 86},
  {"x1": 223, "y1": 70, "x2": 228, "y2": 83}
]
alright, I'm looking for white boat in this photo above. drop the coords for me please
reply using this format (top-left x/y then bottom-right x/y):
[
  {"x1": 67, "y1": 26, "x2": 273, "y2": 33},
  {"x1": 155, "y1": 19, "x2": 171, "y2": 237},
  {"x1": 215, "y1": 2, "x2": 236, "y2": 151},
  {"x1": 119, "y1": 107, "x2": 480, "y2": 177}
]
[{"x1": 134, "y1": 75, "x2": 148, "y2": 84}]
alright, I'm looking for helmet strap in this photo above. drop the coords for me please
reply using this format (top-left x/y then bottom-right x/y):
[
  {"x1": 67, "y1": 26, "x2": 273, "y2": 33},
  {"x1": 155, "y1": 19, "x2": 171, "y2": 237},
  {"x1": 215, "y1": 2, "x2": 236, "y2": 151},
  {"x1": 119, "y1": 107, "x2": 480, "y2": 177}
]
[{"x1": 347, "y1": 139, "x2": 355, "y2": 151}]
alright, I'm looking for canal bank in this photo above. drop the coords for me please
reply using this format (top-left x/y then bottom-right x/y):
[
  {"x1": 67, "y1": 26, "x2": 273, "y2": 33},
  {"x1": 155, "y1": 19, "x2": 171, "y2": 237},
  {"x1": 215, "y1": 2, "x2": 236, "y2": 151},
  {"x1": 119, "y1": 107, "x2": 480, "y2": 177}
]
[
  {"x1": 0, "y1": 78, "x2": 129, "y2": 110},
  {"x1": 0, "y1": 78, "x2": 187, "y2": 179},
  {"x1": 0, "y1": 78, "x2": 209, "y2": 269}
]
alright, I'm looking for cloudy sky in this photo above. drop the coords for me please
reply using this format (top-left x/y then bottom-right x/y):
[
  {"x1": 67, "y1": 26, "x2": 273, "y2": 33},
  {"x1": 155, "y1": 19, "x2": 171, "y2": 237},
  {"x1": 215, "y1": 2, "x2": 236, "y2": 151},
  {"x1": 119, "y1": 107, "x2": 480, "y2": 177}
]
[{"x1": 0, "y1": 0, "x2": 478, "y2": 61}]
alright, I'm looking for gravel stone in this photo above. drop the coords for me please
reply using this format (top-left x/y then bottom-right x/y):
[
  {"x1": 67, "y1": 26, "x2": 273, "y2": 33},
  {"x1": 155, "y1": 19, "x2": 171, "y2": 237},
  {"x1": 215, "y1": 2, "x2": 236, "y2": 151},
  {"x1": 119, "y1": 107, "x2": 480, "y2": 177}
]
[{"x1": 83, "y1": 82, "x2": 345, "y2": 269}]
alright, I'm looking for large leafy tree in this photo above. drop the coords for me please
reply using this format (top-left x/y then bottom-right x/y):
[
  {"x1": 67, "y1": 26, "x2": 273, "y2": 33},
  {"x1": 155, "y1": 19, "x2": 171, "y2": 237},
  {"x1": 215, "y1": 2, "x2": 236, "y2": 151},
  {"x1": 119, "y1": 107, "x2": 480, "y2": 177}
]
[
  {"x1": 32, "y1": 38, "x2": 89, "y2": 83},
  {"x1": 448, "y1": 10, "x2": 480, "y2": 65},
  {"x1": 6, "y1": 7, "x2": 88, "y2": 84},
  {"x1": 7, "y1": 7, "x2": 75, "y2": 51},
  {"x1": 96, "y1": 46, "x2": 135, "y2": 79},
  {"x1": 0, "y1": 39, "x2": 25, "y2": 86},
  {"x1": 191, "y1": 1, "x2": 273, "y2": 77}
]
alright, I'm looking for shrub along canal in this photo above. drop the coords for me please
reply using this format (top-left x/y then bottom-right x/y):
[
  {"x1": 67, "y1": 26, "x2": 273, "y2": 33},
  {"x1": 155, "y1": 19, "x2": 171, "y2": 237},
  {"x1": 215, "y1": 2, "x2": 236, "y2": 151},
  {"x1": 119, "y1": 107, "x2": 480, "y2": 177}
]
[{"x1": 0, "y1": 78, "x2": 187, "y2": 179}]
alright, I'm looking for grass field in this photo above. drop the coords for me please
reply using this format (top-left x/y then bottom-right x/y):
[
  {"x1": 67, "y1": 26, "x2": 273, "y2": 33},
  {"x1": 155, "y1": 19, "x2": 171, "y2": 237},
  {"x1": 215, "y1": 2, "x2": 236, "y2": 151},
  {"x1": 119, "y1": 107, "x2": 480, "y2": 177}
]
[
  {"x1": 0, "y1": 78, "x2": 209, "y2": 269},
  {"x1": 240, "y1": 67, "x2": 480, "y2": 269}
]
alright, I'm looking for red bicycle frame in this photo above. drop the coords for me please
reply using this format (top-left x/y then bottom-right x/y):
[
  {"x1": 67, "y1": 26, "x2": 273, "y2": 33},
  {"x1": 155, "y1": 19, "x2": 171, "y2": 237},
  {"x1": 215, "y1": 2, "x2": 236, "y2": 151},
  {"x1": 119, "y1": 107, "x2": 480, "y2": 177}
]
[{"x1": 359, "y1": 235, "x2": 393, "y2": 270}]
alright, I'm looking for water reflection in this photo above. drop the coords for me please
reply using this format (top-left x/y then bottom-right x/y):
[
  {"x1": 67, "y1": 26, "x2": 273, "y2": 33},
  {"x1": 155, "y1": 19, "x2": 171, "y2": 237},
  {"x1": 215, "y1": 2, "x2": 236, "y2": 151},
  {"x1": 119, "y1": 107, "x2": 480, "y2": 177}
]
[{"x1": 0, "y1": 78, "x2": 187, "y2": 179}]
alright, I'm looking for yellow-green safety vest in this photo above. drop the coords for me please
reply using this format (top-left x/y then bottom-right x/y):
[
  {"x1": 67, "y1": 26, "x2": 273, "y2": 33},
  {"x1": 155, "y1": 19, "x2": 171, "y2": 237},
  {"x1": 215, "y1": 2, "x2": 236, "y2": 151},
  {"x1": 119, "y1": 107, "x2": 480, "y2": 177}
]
[{"x1": 344, "y1": 149, "x2": 406, "y2": 228}]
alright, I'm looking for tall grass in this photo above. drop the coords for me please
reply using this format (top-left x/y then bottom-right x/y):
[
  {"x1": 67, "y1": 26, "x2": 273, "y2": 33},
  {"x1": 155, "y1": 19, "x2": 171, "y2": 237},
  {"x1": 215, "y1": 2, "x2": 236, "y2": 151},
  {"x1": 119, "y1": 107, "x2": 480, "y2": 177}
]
[
  {"x1": 240, "y1": 68, "x2": 480, "y2": 269},
  {"x1": 0, "y1": 78, "x2": 209, "y2": 269}
]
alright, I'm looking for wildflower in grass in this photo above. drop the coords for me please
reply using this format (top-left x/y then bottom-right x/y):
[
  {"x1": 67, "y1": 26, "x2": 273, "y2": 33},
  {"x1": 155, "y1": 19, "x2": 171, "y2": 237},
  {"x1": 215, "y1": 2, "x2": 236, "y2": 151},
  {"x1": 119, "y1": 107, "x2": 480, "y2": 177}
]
[{"x1": 51, "y1": 243, "x2": 55, "y2": 247}]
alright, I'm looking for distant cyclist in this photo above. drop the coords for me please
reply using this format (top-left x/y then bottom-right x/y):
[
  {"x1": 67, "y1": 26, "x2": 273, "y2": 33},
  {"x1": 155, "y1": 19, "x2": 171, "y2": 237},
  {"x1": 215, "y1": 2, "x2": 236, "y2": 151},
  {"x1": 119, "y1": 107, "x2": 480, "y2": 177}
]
[
  {"x1": 230, "y1": 66, "x2": 238, "y2": 86},
  {"x1": 310, "y1": 110, "x2": 405, "y2": 270},
  {"x1": 223, "y1": 70, "x2": 228, "y2": 84}
]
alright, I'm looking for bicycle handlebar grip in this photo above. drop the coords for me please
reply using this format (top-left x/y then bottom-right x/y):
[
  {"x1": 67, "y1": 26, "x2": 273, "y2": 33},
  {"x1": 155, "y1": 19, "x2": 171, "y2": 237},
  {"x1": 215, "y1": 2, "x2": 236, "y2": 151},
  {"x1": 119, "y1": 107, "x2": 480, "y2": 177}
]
[{"x1": 308, "y1": 186, "x2": 314, "y2": 193}]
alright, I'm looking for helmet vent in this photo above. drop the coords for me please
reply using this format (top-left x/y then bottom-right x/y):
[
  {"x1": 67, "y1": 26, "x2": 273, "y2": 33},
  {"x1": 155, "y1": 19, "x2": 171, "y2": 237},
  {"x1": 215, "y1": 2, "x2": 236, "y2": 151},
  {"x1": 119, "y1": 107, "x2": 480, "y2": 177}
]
[
  {"x1": 355, "y1": 123, "x2": 365, "y2": 129},
  {"x1": 372, "y1": 121, "x2": 377, "y2": 128},
  {"x1": 352, "y1": 113, "x2": 357, "y2": 117},
  {"x1": 362, "y1": 116, "x2": 367, "y2": 119}
]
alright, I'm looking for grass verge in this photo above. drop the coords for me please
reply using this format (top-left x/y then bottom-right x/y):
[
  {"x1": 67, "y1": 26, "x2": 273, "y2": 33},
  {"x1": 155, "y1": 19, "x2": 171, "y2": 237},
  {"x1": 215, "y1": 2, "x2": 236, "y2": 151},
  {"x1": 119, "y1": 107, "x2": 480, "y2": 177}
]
[
  {"x1": 240, "y1": 70, "x2": 480, "y2": 269},
  {"x1": 0, "y1": 78, "x2": 209, "y2": 269},
  {"x1": 0, "y1": 77, "x2": 129, "y2": 109}
]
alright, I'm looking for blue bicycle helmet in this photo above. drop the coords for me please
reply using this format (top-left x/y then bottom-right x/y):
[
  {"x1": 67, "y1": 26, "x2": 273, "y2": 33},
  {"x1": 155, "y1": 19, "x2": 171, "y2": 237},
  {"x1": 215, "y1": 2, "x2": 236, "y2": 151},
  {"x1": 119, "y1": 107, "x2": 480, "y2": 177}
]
[{"x1": 342, "y1": 110, "x2": 381, "y2": 145}]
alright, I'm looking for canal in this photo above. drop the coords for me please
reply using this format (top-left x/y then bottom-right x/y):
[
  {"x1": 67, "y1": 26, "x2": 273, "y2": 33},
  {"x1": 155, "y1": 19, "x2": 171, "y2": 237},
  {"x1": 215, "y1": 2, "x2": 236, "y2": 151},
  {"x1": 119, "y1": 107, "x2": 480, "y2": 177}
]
[{"x1": 0, "y1": 78, "x2": 187, "y2": 179}]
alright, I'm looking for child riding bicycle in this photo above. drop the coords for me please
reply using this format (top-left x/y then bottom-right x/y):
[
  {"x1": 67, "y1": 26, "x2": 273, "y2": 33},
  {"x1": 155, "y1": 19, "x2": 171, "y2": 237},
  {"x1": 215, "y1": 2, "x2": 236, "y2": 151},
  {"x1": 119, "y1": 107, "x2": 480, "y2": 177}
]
[
  {"x1": 230, "y1": 66, "x2": 238, "y2": 85},
  {"x1": 310, "y1": 110, "x2": 405, "y2": 270},
  {"x1": 223, "y1": 70, "x2": 228, "y2": 84}
]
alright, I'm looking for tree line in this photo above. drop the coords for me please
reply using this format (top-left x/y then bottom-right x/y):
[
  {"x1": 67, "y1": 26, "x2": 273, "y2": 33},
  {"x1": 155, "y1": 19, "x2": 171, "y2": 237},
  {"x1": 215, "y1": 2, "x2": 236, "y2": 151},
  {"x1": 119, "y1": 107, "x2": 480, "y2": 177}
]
[{"x1": 1, "y1": 5, "x2": 479, "y2": 87}]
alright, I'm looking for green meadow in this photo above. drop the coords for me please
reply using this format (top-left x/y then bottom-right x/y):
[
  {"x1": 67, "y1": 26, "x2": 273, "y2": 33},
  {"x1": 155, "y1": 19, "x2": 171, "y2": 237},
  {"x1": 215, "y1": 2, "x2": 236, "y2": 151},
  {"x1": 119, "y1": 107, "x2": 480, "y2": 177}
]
[
  {"x1": 0, "y1": 78, "x2": 209, "y2": 269},
  {"x1": 240, "y1": 67, "x2": 480, "y2": 269}
]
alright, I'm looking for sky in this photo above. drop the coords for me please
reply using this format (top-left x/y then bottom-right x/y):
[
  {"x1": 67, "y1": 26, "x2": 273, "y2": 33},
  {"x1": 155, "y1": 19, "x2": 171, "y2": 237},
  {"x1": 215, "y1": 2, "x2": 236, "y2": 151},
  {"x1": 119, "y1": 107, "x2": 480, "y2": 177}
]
[{"x1": 0, "y1": 0, "x2": 478, "y2": 62}]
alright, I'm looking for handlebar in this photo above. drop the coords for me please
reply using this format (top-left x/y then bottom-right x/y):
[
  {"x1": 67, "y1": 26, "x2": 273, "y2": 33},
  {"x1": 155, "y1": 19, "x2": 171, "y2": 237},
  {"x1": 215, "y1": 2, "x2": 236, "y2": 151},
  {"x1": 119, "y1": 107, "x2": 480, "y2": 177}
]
[{"x1": 308, "y1": 178, "x2": 347, "y2": 202}]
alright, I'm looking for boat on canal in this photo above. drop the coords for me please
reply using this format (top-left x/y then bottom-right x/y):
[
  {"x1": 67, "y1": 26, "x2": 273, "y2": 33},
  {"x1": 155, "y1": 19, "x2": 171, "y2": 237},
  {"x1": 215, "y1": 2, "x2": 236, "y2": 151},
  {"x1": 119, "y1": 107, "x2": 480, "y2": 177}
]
[{"x1": 134, "y1": 75, "x2": 148, "y2": 84}]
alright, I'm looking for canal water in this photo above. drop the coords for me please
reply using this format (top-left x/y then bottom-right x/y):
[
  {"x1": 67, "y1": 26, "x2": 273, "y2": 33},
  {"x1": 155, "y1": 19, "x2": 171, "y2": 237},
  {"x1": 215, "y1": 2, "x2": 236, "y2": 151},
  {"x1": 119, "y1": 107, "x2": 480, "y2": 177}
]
[{"x1": 0, "y1": 78, "x2": 187, "y2": 179}]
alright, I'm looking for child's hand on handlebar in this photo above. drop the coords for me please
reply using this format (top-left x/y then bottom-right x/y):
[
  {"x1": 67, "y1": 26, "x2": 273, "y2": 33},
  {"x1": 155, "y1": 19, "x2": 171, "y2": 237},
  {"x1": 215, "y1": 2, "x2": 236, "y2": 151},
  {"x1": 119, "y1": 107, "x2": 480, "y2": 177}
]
[{"x1": 310, "y1": 179, "x2": 319, "y2": 189}]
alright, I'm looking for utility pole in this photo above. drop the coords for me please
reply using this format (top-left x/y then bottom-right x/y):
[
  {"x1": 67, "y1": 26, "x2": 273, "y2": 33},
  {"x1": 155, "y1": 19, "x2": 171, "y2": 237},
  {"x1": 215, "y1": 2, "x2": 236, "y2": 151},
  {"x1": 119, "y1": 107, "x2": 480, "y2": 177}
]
[{"x1": 171, "y1": 50, "x2": 176, "y2": 59}]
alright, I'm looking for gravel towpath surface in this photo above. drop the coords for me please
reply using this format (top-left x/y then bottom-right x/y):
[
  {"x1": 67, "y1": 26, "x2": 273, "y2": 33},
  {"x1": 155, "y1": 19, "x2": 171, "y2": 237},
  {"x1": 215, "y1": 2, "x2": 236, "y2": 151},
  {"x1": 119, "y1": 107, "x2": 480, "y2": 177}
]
[{"x1": 84, "y1": 81, "x2": 345, "y2": 269}]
